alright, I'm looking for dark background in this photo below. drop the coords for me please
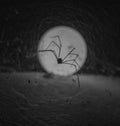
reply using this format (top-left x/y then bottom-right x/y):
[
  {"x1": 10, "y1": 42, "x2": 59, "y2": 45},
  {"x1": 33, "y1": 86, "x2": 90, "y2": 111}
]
[{"x1": 0, "y1": 0, "x2": 120, "y2": 75}]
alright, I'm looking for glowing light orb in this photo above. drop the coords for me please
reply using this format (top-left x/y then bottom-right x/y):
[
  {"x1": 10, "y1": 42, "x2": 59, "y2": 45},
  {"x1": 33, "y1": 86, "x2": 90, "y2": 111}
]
[{"x1": 38, "y1": 26, "x2": 87, "y2": 76}]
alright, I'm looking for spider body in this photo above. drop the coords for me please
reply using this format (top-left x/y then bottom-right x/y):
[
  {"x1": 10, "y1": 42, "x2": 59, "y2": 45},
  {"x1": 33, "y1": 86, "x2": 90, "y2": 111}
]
[
  {"x1": 38, "y1": 35, "x2": 81, "y2": 87},
  {"x1": 57, "y1": 58, "x2": 62, "y2": 64}
]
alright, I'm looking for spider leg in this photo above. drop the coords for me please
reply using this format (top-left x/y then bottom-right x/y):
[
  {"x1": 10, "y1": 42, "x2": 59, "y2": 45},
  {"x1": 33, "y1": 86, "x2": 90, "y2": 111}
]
[
  {"x1": 63, "y1": 53, "x2": 79, "y2": 63},
  {"x1": 50, "y1": 35, "x2": 62, "y2": 58},
  {"x1": 62, "y1": 47, "x2": 76, "y2": 62},
  {"x1": 63, "y1": 62, "x2": 80, "y2": 88},
  {"x1": 63, "y1": 52, "x2": 81, "y2": 69},
  {"x1": 45, "y1": 41, "x2": 60, "y2": 58},
  {"x1": 46, "y1": 41, "x2": 59, "y2": 50},
  {"x1": 63, "y1": 59, "x2": 80, "y2": 68},
  {"x1": 63, "y1": 60, "x2": 80, "y2": 70},
  {"x1": 38, "y1": 49, "x2": 58, "y2": 61},
  {"x1": 73, "y1": 60, "x2": 81, "y2": 68}
]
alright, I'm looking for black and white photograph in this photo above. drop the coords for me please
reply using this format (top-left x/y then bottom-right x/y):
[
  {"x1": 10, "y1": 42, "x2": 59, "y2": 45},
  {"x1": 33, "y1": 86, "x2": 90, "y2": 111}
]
[{"x1": 0, "y1": 0, "x2": 120, "y2": 125}]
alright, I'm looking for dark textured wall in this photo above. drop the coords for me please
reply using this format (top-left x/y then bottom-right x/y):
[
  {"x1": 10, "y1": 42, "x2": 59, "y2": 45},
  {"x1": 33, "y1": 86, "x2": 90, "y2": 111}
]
[{"x1": 0, "y1": 0, "x2": 120, "y2": 75}]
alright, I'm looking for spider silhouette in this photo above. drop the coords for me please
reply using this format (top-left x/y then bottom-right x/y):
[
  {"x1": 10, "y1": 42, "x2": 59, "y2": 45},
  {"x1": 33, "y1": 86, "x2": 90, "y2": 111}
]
[{"x1": 38, "y1": 35, "x2": 81, "y2": 87}]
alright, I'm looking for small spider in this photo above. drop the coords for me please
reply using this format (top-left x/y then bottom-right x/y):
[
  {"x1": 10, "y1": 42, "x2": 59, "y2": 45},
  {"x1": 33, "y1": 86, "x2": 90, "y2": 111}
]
[{"x1": 38, "y1": 35, "x2": 81, "y2": 87}]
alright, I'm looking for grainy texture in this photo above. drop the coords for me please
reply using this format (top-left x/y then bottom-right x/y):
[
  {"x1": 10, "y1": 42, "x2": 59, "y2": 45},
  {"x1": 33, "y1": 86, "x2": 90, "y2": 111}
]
[{"x1": 0, "y1": 73, "x2": 120, "y2": 126}]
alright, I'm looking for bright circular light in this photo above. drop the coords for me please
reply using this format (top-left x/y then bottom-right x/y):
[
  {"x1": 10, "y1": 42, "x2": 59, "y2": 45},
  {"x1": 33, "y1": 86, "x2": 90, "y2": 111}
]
[{"x1": 38, "y1": 26, "x2": 87, "y2": 76}]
